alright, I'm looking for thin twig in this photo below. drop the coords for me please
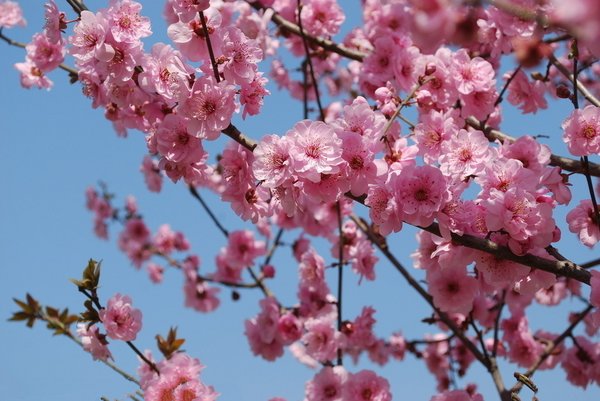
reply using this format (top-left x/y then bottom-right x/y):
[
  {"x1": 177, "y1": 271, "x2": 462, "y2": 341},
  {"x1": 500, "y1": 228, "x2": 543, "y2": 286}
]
[
  {"x1": 188, "y1": 186, "x2": 230, "y2": 237},
  {"x1": 336, "y1": 201, "x2": 344, "y2": 366},
  {"x1": 350, "y1": 215, "x2": 491, "y2": 369},
  {"x1": 245, "y1": 1, "x2": 366, "y2": 61},
  {"x1": 580, "y1": 257, "x2": 600, "y2": 269},
  {"x1": 297, "y1": 0, "x2": 324, "y2": 121},
  {"x1": 492, "y1": 291, "x2": 506, "y2": 358},
  {"x1": 510, "y1": 305, "x2": 594, "y2": 394},
  {"x1": 548, "y1": 53, "x2": 600, "y2": 107},
  {"x1": 199, "y1": 11, "x2": 221, "y2": 83},
  {"x1": 0, "y1": 30, "x2": 79, "y2": 79},
  {"x1": 466, "y1": 116, "x2": 600, "y2": 177}
]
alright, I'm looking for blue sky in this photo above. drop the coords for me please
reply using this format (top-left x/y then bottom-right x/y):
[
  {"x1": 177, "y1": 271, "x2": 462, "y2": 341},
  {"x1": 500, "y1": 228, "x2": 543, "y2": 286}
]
[{"x1": 1, "y1": 1, "x2": 599, "y2": 401}]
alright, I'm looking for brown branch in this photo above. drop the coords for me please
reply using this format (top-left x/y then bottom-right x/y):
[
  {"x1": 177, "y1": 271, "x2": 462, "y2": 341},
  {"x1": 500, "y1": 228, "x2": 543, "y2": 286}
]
[
  {"x1": 466, "y1": 117, "x2": 600, "y2": 177},
  {"x1": 246, "y1": 1, "x2": 366, "y2": 62},
  {"x1": 0, "y1": 30, "x2": 79, "y2": 80},
  {"x1": 350, "y1": 216, "x2": 491, "y2": 369},
  {"x1": 510, "y1": 305, "x2": 594, "y2": 394},
  {"x1": 419, "y1": 221, "x2": 591, "y2": 285},
  {"x1": 548, "y1": 53, "x2": 600, "y2": 107},
  {"x1": 297, "y1": 0, "x2": 324, "y2": 121},
  {"x1": 221, "y1": 124, "x2": 257, "y2": 151},
  {"x1": 188, "y1": 185, "x2": 230, "y2": 237},
  {"x1": 580, "y1": 257, "x2": 600, "y2": 269}
]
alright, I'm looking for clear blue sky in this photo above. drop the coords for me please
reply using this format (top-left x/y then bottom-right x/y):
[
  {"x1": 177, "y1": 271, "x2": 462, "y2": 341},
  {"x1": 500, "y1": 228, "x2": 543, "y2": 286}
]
[{"x1": 1, "y1": 2, "x2": 599, "y2": 401}]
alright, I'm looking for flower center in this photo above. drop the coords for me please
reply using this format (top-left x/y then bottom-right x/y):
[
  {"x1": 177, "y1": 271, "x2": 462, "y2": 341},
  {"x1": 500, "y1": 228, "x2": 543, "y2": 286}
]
[{"x1": 415, "y1": 188, "x2": 429, "y2": 201}]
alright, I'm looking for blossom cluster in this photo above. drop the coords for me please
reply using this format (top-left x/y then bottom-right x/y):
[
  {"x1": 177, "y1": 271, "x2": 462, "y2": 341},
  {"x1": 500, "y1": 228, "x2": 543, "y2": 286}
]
[
  {"x1": 7, "y1": 0, "x2": 600, "y2": 400},
  {"x1": 77, "y1": 293, "x2": 142, "y2": 361}
]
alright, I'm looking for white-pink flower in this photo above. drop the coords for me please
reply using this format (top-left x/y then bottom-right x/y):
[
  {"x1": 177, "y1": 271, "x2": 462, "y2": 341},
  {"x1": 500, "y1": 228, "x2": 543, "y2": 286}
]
[
  {"x1": 343, "y1": 370, "x2": 391, "y2": 401},
  {"x1": 567, "y1": 200, "x2": 600, "y2": 248},
  {"x1": 562, "y1": 105, "x2": 600, "y2": 156},
  {"x1": 99, "y1": 293, "x2": 143, "y2": 341},
  {"x1": 287, "y1": 120, "x2": 344, "y2": 183},
  {"x1": 179, "y1": 75, "x2": 236, "y2": 140},
  {"x1": 77, "y1": 323, "x2": 112, "y2": 361},
  {"x1": 394, "y1": 164, "x2": 450, "y2": 227}
]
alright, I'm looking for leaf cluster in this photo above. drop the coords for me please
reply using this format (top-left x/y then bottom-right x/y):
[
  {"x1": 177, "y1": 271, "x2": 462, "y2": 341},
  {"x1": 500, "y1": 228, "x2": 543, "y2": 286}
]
[{"x1": 156, "y1": 327, "x2": 186, "y2": 360}]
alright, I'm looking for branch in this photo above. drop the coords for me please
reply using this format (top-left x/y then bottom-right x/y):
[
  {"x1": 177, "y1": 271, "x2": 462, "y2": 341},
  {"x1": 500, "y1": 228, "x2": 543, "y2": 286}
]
[
  {"x1": 510, "y1": 305, "x2": 594, "y2": 394},
  {"x1": 350, "y1": 216, "x2": 491, "y2": 369},
  {"x1": 548, "y1": 53, "x2": 600, "y2": 107},
  {"x1": 466, "y1": 116, "x2": 600, "y2": 177},
  {"x1": 0, "y1": 30, "x2": 79, "y2": 80},
  {"x1": 296, "y1": 0, "x2": 324, "y2": 121},
  {"x1": 336, "y1": 202, "x2": 344, "y2": 366},
  {"x1": 36, "y1": 309, "x2": 141, "y2": 387},
  {"x1": 188, "y1": 186, "x2": 230, "y2": 237},
  {"x1": 246, "y1": 1, "x2": 366, "y2": 61},
  {"x1": 419, "y1": 221, "x2": 591, "y2": 285}
]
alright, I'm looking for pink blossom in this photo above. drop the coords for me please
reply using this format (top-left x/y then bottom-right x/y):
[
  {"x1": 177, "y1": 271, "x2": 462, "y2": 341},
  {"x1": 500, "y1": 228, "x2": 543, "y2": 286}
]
[
  {"x1": 14, "y1": 61, "x2": 53, "y2": 90},
  {"x1": 146, "y1": 262, "x2": 164, "y2": 283},
  {"x1": 476, "y1": 158, "x2": 537, "y2": 198},
  {"x1": 224, "y1": 230, "x2": 266, "y2": 269},
  {"x1": 299, "y1": 248, "x2": 326, "y2": 283},
  {"x1": 413, "y1": 109, "x2": 459, "y2": 164},
  {"x1": 395, "y1": 164, "x2": 450, "y2": 227},
  {"x1": 300, "y1": 0, "x2": 345, "y2": 37},
  {"x1": 391, "y1": 43, "x2": 421, "y2": 93},
  {"x1": 302, "y1": 316, "x2": 340, "y2": 362},
  {"x1": 44, "y1": 1, "x2": 66, "y2": 44},
  {"x1": 427, "y1": 266, "x2": 479, "y2": 315},
  {"x1": 167, "y1": 9, "x2": 221, "y2": 62},
  {"x1": 459, "y1": 87, "x2": 499, "y2": 121},
  {"x1": 499, "y1": 135, "x2": 551, "y2": 173},
  {"x1": 507, "y1": 329, "x2": 544, "y2": 367},
  {"x1": 505, "y1": 69, "x2": 547, "y2": 114},
  {"x1": 142, "y1": 352, "x2": 217, "y2": 401},
  {"x1": 155, "y1": 114, "x2": 204, "y2": 163},
  {"x1": 330, "y1": 96, "x2": 386, "y2": 147},
  {"x1": 475, "y1": 251, "x2": 530, "y2": 289},
  {"x1": 540, "y1": 166, "x2": 572, "y2": 205},
  {"x1": 567, "y1": 200, "x2": 600, "y2": 248},
  {"x1": 167, "y1": 0, "x2": 211, "y2": 23},
  {"x1": 365, "y1": 177, "x2": 403, "y2": 236},
  {"x1": 106, "y1": 0, "x2": 152, "y2": 43},
  {"x1": 77, "y1": 323, "x2": 112, "y2": 361},
  {"x1": 451, "y1": 49, "x2": 495, "y2": 95},
  {"x1": 349, "y1": 239, "x2": 378, "y2": 282},
  {"x1": 339, "y1": 131, "x2": 386, "y2": 197},
  {"x1": 99, "y1": 293, "x2": 143, "y2": 341},
  {"x1": 344, "y1": 307, "x2": 377, "y2": 361},
  {"x1": 562, "y1": 105, "x2": 600, "y2": 156},
  {"x1": 253, "y1": 134, "x2": 293, "y2": 188},
  {"x1": 140, "y1": 155, "x2": 163, "y2": 192},
  {"x1": 179, "y1": 75, "x2": 236, "y2": 140},
  {"x1": 0, "y1": 1, "x2": 26, "y2": 29},
  {"x1": 343, "y1": 370, "x2": 391, "y2": 401},
  {"x1": 240, "y1": 72, "x2": 270, "y2": 118},
  {"x1": 305, "y1": 366, "x2": 348, "y2": 401},
  {"x1": 220, "y1": 26, "x2": 263, "y2": 85},
  {"x1": 288, "y1": 120, "x2": 344, "y2": 183},
  {"x1": 245, "y1": 297, "x2": 285, "y2": 361},
  {"x1": 69, "y1": 10, "x2": 110, "y2": 65},
  {"x1": 184, "y1": 278, "x2": 220, "y2": 313},
  {"x1": 277, "y1": 312, "x2": 302, "y2": 345},
  {"x1": 561, "y1": 336, "x2": 599, "y2": 388},
  {"x1": 138, "y1": 43, "x2": 194, "y2": 102},
  {"x1": 439, "y1": 129, "x2": 491, "y2": 180},
  {"x1": 483, "y1": 187, "x2": 554, "y2": 244}
]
